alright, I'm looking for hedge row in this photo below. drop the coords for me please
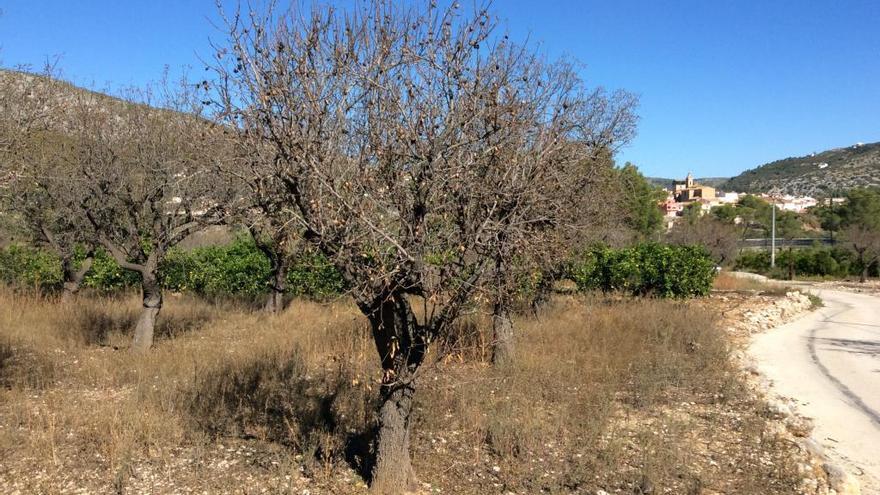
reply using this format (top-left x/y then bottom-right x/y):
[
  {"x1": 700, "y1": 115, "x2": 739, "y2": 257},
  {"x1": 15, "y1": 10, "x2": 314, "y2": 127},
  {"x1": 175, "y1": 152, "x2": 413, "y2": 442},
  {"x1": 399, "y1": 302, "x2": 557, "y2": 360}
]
[
  {"x1": 0, "y1": 237, "x2": 346, "y2": 298},
  {"x1": 568, "y1": 243, "x2": 717, "y2": 298},
  {"x1": 2, "y1": 240, "x2": 718, "y2": 300},
  {"x1": 735, "y1": 246, "x2": 878, "y2": 280}
]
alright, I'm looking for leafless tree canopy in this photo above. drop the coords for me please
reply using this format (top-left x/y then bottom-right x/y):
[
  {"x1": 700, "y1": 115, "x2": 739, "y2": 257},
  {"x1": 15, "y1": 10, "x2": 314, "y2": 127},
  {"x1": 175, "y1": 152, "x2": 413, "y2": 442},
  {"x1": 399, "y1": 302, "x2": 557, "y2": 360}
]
[
  {"x1": 10, "y1": 76, "x2": 230, "y2": 348},
  {"x1": 0, "y1": 66, "x2": 102, "y2": 296},
  {"x1": 667, "y1": 216, "x2": 739, "y2": 267},
  {"x1": 212, "y1": 1, "x2": 637, "y2": 491},
  {"x1": 843, "y1": 224, "x2": 880, "y2": 283}
]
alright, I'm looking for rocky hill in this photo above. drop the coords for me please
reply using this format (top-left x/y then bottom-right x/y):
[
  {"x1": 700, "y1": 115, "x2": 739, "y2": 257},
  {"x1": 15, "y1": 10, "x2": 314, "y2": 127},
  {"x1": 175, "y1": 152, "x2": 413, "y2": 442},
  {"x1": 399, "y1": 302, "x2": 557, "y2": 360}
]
[{"x1": 721, "y1": 141, "x2": 880, "y2": 196}]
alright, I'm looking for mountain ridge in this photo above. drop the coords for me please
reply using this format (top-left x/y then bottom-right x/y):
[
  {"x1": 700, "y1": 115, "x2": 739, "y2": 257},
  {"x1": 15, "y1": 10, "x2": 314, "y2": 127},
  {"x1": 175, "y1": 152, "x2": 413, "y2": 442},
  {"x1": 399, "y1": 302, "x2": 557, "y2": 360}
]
[{"x1": 720, "y1": 141, "x2": 880, "y2": 196}]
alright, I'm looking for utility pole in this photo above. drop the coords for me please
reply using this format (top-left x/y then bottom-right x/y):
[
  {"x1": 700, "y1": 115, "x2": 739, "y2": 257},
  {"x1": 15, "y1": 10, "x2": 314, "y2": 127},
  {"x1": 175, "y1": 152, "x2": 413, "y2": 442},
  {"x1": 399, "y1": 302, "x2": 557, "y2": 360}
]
[
  {"x1": 770, "y1": 205, "x2": 776, "y2": 268},
  {"x1": 829, "y1": 196, "x2": 835, "y2": 245}
]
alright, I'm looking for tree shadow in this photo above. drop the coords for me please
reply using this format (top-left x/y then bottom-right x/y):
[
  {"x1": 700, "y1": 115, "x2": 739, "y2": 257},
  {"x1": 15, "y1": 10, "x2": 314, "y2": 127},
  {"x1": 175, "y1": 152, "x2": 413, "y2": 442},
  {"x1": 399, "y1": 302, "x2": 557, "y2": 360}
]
[
  {"x1": 182, "y1": 348, "x2": 376, "y2": 478},
  {"x1": 70, "y1": 302, "x2": 213, "y2": 346}
]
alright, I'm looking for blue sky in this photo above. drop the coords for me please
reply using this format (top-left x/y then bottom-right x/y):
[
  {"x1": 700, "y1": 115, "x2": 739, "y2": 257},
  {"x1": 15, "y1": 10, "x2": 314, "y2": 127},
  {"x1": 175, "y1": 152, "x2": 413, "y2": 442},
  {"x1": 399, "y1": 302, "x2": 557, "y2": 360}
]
[{"x1": 1, "y1": 1, "x2": 878, "y2": 178}]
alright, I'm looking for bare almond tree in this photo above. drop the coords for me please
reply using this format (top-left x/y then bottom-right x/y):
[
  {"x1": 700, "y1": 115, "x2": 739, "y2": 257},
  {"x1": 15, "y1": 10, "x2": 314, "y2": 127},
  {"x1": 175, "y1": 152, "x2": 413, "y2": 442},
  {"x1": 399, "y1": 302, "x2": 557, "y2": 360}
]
[
  {"x1": 843, "y1": 224, "x2": 880, "y2": 283},
  {"x1": 57, "y1": 79, "x2": 230, "y2": 351},
  {"x1": 0, "y1": 65, "x2": 98, "y2": 298},
  {"x1": 218, "y1": 138, "x2": 304, "y2": 313},
  {"x1": 667, "y1": 215, "x2": 739, "y2": 267},
  {"x1": 0, "y1": 67, "x2": 55, "y2": 159},
  {"x1": 212, "y1": 1, "x2": 636, "y2": 491}
]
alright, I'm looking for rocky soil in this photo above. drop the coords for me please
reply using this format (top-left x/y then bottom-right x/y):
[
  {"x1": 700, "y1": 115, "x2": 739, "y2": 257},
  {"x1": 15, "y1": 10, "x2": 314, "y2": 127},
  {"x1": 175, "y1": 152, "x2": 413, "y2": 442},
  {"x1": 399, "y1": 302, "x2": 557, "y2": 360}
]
[
  {"x1": 706, "y1": 289, "x2": 862, "y2": 495},
  {"x1": 0, "y1": 289, "x2": 850, "y2": 494},
  {"x1": 813, "y1": 279, "x2": 880, "y2": 296}
]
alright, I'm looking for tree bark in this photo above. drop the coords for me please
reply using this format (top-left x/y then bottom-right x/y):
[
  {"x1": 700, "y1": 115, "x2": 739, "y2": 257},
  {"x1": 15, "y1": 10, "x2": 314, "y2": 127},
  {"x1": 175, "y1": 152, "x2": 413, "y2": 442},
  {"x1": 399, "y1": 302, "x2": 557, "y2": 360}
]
[
  {"x1": 490, "y1": 252, "x2": 515, "y2": 366},
  {"x1": 263, "y1": 256, "x2": 289, "y2": 314},
  {"x1": 132, "y1": 268, "x2": 162, "y2": 352},
  {"x1": 367, "y1": 295, "x2": 424, "y2": 494},
  {"x1": 371, "y1": 380, "x2": 418, "y2": 494},
  {"x1": 858, "y1": 252, "x2": 867, "y2": 283},
  {"x1": 491, "y1": 301, "x2": 514, "y2": 366},
  {"x1": 60, "y1": 255, "x2": 93, "y2": 302}
]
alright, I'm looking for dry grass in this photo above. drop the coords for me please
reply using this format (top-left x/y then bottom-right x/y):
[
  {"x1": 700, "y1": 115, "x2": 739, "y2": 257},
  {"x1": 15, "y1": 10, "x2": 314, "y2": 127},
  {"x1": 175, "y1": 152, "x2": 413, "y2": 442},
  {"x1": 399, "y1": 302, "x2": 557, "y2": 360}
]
[
  {"x1": 713, "y1": 271, "x2": 791, "y2": 295},
  {"x1": 0, "y1": 287, "x2": 804, "y2": 494}
]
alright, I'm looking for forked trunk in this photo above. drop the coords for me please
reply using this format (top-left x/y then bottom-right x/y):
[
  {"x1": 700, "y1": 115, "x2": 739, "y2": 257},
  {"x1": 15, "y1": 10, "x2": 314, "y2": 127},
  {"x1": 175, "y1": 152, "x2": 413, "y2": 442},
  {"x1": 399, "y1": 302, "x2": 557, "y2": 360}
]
[
  {"x1": 60, "y1": 256, "x2": 93, "y2": 302},
  {"x1": 132, "y1": 270, "x2": 162, "y2": 352},
  {"x1": 367, "y1": 295, "x2": 426, "y2": 494},
  {"x1": 263, "y1": 257, "x2": 289, "y2": 314},
  {"x1": 491, "y1": 301, "x2": 514, "y2": 366}
]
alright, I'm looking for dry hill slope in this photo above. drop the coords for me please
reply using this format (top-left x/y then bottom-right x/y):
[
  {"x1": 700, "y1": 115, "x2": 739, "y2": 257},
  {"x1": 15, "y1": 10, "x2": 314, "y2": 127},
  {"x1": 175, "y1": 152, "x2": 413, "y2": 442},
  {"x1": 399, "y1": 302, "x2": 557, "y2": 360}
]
[{"x1": 722, "y1": 141, "x2": 880, "y2": 196}]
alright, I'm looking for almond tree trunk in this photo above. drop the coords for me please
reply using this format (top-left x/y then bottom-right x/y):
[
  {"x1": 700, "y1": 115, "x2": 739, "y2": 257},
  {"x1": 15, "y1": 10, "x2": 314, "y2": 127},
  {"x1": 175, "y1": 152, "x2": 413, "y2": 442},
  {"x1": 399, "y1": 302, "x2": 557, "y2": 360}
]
[
  {"x1": 491, "y1": 301, "x2": 514, "y2": 366},
  {"x1": 858, "y1": 251, "x2": 867, "y2": 283},
  {"x1": 368, "y1": 295, "x2": 424, "y2": 494},
  {"x1": 60, "y1": 256, "x2": 93, "y2": 302},
  {"x1": 372, "y1": 379, "x2": 418, "y2": 494},
  {"x1": 132, "y1": 266, "x2": 162, "y2": 352},
  {"x1": 263, "y1": 256, "x2": 289, "y2": 314},
  {"x1": 491, "y1": 254, "x2": 514, "y2": 366}
]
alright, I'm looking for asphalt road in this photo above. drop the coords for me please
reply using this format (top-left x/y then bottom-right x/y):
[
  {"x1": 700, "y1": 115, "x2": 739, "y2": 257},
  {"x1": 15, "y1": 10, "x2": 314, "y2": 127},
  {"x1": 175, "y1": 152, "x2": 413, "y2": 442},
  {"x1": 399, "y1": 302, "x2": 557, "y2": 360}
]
[{"x1": 750, "y1": 288, "x2": 880, "y2": 493}]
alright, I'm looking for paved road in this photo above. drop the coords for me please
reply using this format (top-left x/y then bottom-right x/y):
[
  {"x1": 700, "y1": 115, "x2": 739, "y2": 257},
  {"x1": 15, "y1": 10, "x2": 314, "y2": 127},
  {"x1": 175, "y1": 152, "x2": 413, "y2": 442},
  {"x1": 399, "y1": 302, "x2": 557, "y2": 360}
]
[{"x1": 750, "y1": 288, "x2": 880, "y2": 493}]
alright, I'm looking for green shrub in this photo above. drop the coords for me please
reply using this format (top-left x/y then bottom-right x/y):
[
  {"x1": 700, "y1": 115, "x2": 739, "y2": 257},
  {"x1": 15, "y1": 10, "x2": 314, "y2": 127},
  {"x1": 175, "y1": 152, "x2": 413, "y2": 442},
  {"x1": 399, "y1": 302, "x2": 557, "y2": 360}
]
[
  {"x1": 569, "y1": 243, "x2": 716, "y2": 298},
  {"x1": 735, "y1": 246, "x2": 860, "y2": 279},
  {"x1": 162, "y1": 239, "x2": 270, "y2": 297},
  {"x1": 161, "y1": 236, "x2": 345, "y2": 299},
  {"x1": 83, "y1": 249, "x2": 141, "y2": 291},
  {"x1": 286, "y1": 251, "x2": 347, "y2": 298},
  {"x1": 734, "y1": 250, "x2": 771, "y2": 274},
  {"x1": 1, "y1": 237, "x2": 346, "y2": 299},
  {"x1": 0, "y1": 245, "x2": 63, "y2": 290}
]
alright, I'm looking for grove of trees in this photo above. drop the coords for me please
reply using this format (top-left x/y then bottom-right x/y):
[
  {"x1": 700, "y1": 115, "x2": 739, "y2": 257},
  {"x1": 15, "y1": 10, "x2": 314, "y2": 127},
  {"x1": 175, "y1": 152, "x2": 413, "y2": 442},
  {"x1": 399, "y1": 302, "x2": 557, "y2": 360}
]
[{"x1": 0, "y1": 2, "x2": 647, "y2": 492}]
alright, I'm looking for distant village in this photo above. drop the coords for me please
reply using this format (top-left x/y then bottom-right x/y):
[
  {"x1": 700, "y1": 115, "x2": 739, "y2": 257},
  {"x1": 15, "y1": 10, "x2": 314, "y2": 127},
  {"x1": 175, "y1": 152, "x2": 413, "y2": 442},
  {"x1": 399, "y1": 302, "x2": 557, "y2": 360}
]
[{"x1": 657, "y1": 173, "x2": 841, "y2": 229}]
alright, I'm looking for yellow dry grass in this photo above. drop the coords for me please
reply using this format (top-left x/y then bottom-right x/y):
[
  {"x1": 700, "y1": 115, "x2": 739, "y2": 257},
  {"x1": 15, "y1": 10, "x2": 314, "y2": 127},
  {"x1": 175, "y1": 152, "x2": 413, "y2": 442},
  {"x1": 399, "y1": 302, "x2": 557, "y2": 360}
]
[{"x1": 0, "y1": 287, "x2": 804, "y2": 494}]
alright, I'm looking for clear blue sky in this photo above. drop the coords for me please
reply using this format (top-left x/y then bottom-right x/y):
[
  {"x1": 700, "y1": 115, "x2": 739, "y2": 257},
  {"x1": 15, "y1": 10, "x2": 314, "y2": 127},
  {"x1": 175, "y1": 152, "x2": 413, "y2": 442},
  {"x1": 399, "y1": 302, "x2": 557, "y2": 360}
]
[{"x1": 2, "y1": 1, "x2": 878, "y2": 178}]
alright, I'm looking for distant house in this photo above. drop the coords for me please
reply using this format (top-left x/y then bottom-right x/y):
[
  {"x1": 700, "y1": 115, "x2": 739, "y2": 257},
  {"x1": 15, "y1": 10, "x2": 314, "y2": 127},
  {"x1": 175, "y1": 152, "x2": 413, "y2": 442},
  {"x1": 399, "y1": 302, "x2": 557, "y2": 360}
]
[
  {"x1": 758, "y1": 193, "x2": 818, "y2": 213},
  {"x1": 672, "y1": 173, "x2": 716, "y2": 202},
  {"x1": 659, "y1": 197, "x2": 683, "y2": 218},
  {"x1": 716, "y1": 191, "x2": 739, "y2": 204}
]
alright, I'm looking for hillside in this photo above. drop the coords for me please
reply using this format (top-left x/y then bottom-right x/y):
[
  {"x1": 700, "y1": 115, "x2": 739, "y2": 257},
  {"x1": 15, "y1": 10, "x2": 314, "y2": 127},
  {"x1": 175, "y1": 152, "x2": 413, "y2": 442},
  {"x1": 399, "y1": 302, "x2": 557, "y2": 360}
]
[{"x1": 721, "y1": 141, "x2": 880, "y2": 196}]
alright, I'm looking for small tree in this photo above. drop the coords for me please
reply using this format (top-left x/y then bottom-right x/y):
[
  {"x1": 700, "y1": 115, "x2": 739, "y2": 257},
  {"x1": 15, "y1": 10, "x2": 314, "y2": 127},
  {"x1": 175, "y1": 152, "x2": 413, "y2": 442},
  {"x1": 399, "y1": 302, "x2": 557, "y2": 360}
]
[
  {"x1": 681, "y1": 202, "x2": 703, "y2": 224},
  {"x1": 774, "y1": 208, "x2": 803, "y2": 279},
  {"x1": 218, "y1": 136, "x2": 306, "y2": 313},
  {"x1": 843, "y1": 225, "x2": 880, "y2": 282},
  {"x1": 617, "y1": 162, "x2": 664, "y2": 239},
  {"x1": 212, "y1": 1, "x2": 637, "y2": 490},
  {"x1": 735, "y1": 194, "x2": 773, "y2": 239},
  {"x1": 58, "y1": 79, "x2": 229, "y2": 350},
  {"x1": 667, "y1": 215, "x2": 738, "y2": 267},
  {"x1": 0, "y1": 66, "x2": 97, "y2": 298},
  {"x1": 838, "y1": 188, "x2": 880, "y2": 282},
  {"x1": 711, "y1": 203, "x2": 737, "y2": 223}
]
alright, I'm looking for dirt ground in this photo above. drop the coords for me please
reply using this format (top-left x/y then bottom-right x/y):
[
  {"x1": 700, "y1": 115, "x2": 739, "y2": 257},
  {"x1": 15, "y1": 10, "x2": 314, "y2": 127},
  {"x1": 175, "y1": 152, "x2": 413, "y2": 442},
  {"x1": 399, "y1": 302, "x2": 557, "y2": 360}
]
[{"x1": 0, "y1": 286, "x2": 825, "y2": 494}]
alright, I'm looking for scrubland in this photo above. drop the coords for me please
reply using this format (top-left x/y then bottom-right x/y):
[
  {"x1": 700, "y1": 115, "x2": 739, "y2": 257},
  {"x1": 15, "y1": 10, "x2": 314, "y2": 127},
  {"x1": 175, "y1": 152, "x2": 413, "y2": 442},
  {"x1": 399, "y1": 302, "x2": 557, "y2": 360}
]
[{"x1": 0, "y1": 287, "x2": 807, "y2": 494}]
